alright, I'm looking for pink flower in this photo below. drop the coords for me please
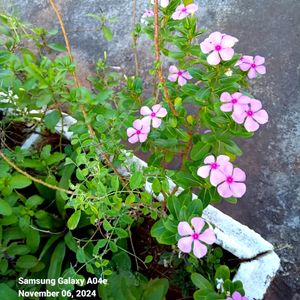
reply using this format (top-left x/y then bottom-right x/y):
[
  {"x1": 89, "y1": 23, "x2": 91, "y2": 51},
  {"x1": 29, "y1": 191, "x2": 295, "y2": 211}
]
[
  {"x1": 140, "y1": 104, "x2": 167, "y2": 128},
  {"x1": 237, "y1": 55, "x2": 266, "y2": 79},
  {"x1": 142, "y1": 9, "x2": 154, "y2": 18},
  {"x1": 200, "y1": 32, "x2": 239, "y2": 65},
  {"x1": 220, "y1": 92, "x2": 250, "y2": 115},
  {"x1": 151, "y1": 0, "x2": 169, "y2": 8},
  {"x1": 227, "y1": 291, "x2": 248, "y2": 300},
  {"x1": 168, "y1": 65, "x2": 192, "y2": 86},
  {"x1": 232, "y1": 99, "x2": 268, "y2": 132},
  {"x1": 197, "y1": 155, "x2": 231, "y2": 185},
  {"x1": 171, "y1": 4, "x2": 198, "y2": 20},
  {"x1": 211, "y1": 163, "x2": 246, "y2": 198},
  {"x1": 127, "y1": 119, "x2": 150, "y2": 144},
  {"x1": 178, "y1": 217, "x2": 216, "y2": 258}
]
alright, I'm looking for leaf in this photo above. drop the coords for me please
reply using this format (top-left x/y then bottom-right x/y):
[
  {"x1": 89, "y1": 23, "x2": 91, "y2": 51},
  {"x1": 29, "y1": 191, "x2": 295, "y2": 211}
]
[
  {"x1": 64, "y1": 231, "x2": 78, "y2": 253},
  {"x1": 47, "y1": 242, "x2": 66, "y2": 291},
  {"x1": 44, "y1": 110, "x2": 60, "y2": 132},
  {"x1": 76, "y1": 247, "x2": 86, "y2": 263},
  {"x1": 144, "y1": 255, "x2": 153, "y2": 263},
  {"x1": 215, "y1": 265, "x2": 230, "y2": 281},
  {"x1": 26, "y1": 195, "x2": 44, "y2": 209},
  {"x1": 10, "y1": 174, "x2": 32, "y2": 189},
  {"x1": 191, "y1": 273, "x2": 213, "y2": 290},
  {"x1": 115, "y1": 228, "x2": 128, "y2": 238},
  {"x1": 102, "y1": 26, "x2": 113, "y2": 41},
  {"x1": 187, "y1": 198, "x2": 203, "y2": 217},
  {"x1": 16, "y1": 255, "x2": 39, "y2": 269},
  {"x1": 190, "y1": 142, "x2": 211, "y2": 161},
  {"x1": 67, "y1": 210, "x2": 81, "y2": 230},
  {"x1": 39, "y1": 235, "x2": 61, "y2": 260},
  {"x1": 142, "y1": 278, "x2": 169, "y2": 300},
  {"x1": 25, "y1": 228, "x2": 40, "y2": 252},
  {"x1": 167, "y1": 196, "x2": 181, "y2": 220},
  {"x1": 0, "y1": 200, "x2": 12, "y2": 216},
  {"x1": 152, "y1": 178, "x2": 161, "y2": 194},
  {"x1": 48, "y1": 43, "x2": 67, "y2": 52},
  {"x1": 129, "y1": 171, "x2": 143, "y2": 190},
  {"x1": 0, "y1": 283, "x2": 18, "y2": 300},
  {"x1": 93, "y1": 239, "x2": 107, "y2": 255},
  {"x1": 95, "y1": 90, "x2": 113, "y2": 103}
]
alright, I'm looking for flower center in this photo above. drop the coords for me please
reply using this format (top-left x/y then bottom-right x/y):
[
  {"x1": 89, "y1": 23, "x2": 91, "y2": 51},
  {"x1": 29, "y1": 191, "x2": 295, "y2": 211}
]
[
  {"x1": 251, "y1": 63, "x2": 256, "y2": 68},
  {"x1": 231, "y1": 98, "x2": 238, "y2": 104},
  {"x1": 247, "y1": 110, "x2": 254, "y2": 117},
  {"x1": 226, "y1": 176, "x2": 234, "y2": 184},
  {"x1": 215, "y1": 45, "x2": 222, "y2": 51},
  {"x1": 182, "y1": 8, "x2": 187, "y2": 12},
  {"x1": 211, "y1": 162, "x2": 218, "y2": 169},
  {"x1": 192, "y1": 233, "x2": 199, "y2": 240},
  {"x1": 151, "y1": 112, "x2": 156, "y2": 117},
  {"x1": 136, "y1": 130, "x2": 141, "y2": 135},
  {"x1": 177, "y1": 71, "x2": 183, "y2": 76}
]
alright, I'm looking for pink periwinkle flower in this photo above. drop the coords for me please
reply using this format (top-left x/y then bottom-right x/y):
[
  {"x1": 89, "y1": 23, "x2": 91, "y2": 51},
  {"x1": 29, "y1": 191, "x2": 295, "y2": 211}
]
[
  {"x1": 171, "y1": 3, "x2": 198, "y2": 20},
  {"x1": 178, "y1": 217, "x2": 216, "y2": 258},
  {"x1": 211, "y1": 163, "x2": 246, "y2": 198},
  {"x1": 142, "y1": 9, "x2": 154, "y2": 18},
  {"x1": 140, "y1": 104, "x2": 167, "y2": 128},
  {"x1": 220, "y1": 92, "x2": 250, "y2": 115},
  {"x1": 151, "y1": 0, "x2": 169, "y2": 8},
  {"x1": 237, "y1": 55, "x2": 266, "y2": 79},
  {"x1": 127, "y1": 119, "x2": 150, "y2": 144},
  {"x1": 168, "y1": 65, "x2": 192, "y2": 86},
  {"x1": 232, "y1": 99, "x2": 268, "y2": 132},
  {"x1": 200, "y1": 32, "x2": 239, "y2": 65},
  {"x1": 227, "y1": 291, "x2": 249, "y2": 300},
  {"x1": 197, "y1": 155, "x2": 231, "y2": 185}
]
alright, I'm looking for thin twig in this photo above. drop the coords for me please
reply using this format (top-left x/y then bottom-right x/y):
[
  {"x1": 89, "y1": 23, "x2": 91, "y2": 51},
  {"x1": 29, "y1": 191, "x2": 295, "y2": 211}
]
[
  {"x1": 153, "y1": 0, "x2": 178, "y2": 116},
  {"x1": 0, "y1": 150, "x2": 74, "y2": 195}
]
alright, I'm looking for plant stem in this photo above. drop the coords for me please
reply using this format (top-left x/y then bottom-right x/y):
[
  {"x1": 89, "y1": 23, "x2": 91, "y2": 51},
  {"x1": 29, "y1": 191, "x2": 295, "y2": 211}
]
[
  {"x1": 132, "y1": 0, "x2": 139, "y2": 76},
  {"x1": 153, "y1": 0, "x2": 178, "y2": 116}
]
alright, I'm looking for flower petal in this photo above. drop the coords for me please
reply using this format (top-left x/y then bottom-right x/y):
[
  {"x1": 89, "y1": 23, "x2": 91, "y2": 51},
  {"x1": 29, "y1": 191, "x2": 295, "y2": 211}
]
[
  {"x1": 186, "y1": 4, "x2": 198, "y2": 14},
  {"x1": 232, "y1": 291, "x2": 242, "y2": 300},
  {"x1": 238, "y1": 95, "x2": 251, "y2": 104},
  {"x1": 239, "y1": 63, "x2": 251, "y2": 71},
  {"x1": 247, "y1": 68, "x2": 257, "y2": 79},
  {"x1": 191, "y1": 217, "x2": 205, "y2": 234},
  {"x1": 182, "y1": 71, "x2": 192, "y2": 80},
  {"x1": 169, "y1": 65, "x2": 178, "y2": 74},
  {"x1": 216, "y1": 155, "x2": 230, "y2": 165},
  {"x1": 168, "y1": 73, "x2": 178, "y2": 82},
  {"x1": 152, "y1": 104, "x2": 162, "y2": 113},
  {"x1": 230, "y1": 182, "x2": 246, "y2": 198},
  {"x1": 208, "y1": 31, "x2": 222, "y2": 45},
  {"x1": 253, "y1": 109, "x2": 268, "y2": 124},
  {"x1": 232, "y1": 111, "x2": 246, "y2": 124},
  {"x1": 178, "y1": 221, "x2": 194, "y2": 236},
  {"x1": 138, "y1": 132, "x2": 148, "y2": 143},
  {"x1": 254, "y1": 55, "x2": 265, "y2": 66},
  {"x1": 200, "y1": 40, "x2": 214, "y2": 54},
  {"x1": 220, "y1": 103, "x2": 233, "y2": 112},
  {"x1": 244, "y1": 117, "x2": 260, "y2": 132},
  {"x1": 256, "y1": 65, "x2": 266, "y2": 74},
  {"x1": 156, "y1": 107, "x2": 167, "y2": 117},
  {"x1": 197, "y1": 165, "x2": 211, "y2": 178},
  {"x1": 128, "y1": 134, "x2": 138, "y2": 144},
  {"x1": 249, "y1": 99, "x2": 262, "y2": 112},
  {"x1": 220, "y1": 92, "x2": 232, "y2": 103},
  {"x1": 133, "y1": 119, "x2": 143, "y2": 130},
  {"x1": 204, "y1": 155, "x2": 215, "y2": 164},
  {"x1": 193, "y1": 240, "x2": 207, "y2": 258},
  {"x1": 199, "y1": 228, "x2": 216, "y2": 245},
  {"x1": 221, "y1": 34, "x2": 238, "y2": 48},
  {"x1": 141, "y1": 116, "x2": 151, "y2": 127},
  {"x1": 127, "y1": 127, "x2": 136, "y2": 137},
  {"x1": 178, "y1": 76, "x2": 187, "y2": 86},
  {"x1": 217, "y1": 182, "x2": 233, "y2": 198},
  {"x1": 207, "y1": 50, "x2": 221, "y2": 65},
  {"x1": 140, "y1": 106, "x2": 152, "y2": 116},
  {"x1": 178, "y1": 236, "x2": 193, "y2": 253},
  {"x1": 160, "y1": 0, "x2": 169, "y2": 8},
  {"x1": 152, "y1": 117, "x2": 162, "y2": 128},
  {"x1": 210, "y1": 169, "x2": 226, "y2": 187},
  {"x1": 220, "y1": 163, "x2": 234, "y2": 176},
  {"x1": 233, "y1": 167, "x2": 246, "y2": 182},
  {"x1": 219, "y1": 47, "x2": 234, "y2": 61}
]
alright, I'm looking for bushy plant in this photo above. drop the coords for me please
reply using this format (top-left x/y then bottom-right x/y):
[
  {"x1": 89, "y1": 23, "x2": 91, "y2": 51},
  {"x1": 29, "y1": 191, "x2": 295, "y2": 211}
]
[{"x1": 0, "y1": 1, "x2": 269, "y2": 299}]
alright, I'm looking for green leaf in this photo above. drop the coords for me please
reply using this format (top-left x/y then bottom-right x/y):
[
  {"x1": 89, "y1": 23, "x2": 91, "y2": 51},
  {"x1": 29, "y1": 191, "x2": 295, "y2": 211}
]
[
  {"x1": 93, "y1": 239, "x2": 107, "y2": 255},
  {"x1": 0, "y1": 283, "x2": 18, "y2": 300},
  {"x1": 95, "y1": 89, "x2": 113, "y2": 103},
  {"x1": 10, "y1": 174, "x2": 32, "y2": 189},
  {"x1": 102, "y1": 26, "x2": 113, "y2": 41},
  {"x1": 129, "y1": 171, "x2": 143, "y2": 190},
  {"x1": 215, "y1": 265, "x2": 230, "y2": 281},
  {"x1": 144, "y1": 255, "x2": 153, "y2": 263},
  {"x1": 16, "y1": 255, "x2": 39, "y2": 269},
  {"x1": 115, "y1": 228, "x2": 128, "y2": 238},
  {"x1": 76, "y1": 247, "x2": 86, "y2": 263},
  {"x1": 44, "y1": 110, "x2": 60, "y2": 132},
  {"x1": 190, "y1": 142, "x2": 211, "y2": 161},
  {"x1": 142, "y1": 278, "x2": 169, "y2": 300},
  {"x1": 152, "y1": 178, "x2": 161, "y2": 194},
  {"x1": 67, "y1": 210, "x2": 81, "y2": 230},
  {"x1": 0, "y1": 199, "x2": 12, "y2": 216},
  {"x1": 187, "y1": 198, "x2": 203, "y2": 217},
  {"x1": 191, "y1": 273, "x2": 213, "y2": 290},
  {"x1": 167, "y1": 195, "x2": 181, "y2": 220},
  {"x1": 26, "y1": 195, "x2": 44, "y2": 209},
  {"x1": 48, "y1": 43, "x2": 67, "y2": 52}
]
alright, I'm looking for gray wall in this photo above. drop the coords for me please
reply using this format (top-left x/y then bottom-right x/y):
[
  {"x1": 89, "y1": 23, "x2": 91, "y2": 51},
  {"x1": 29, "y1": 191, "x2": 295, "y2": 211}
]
[{"x1": 3, "y1": 0, "x2": 300, "y2": 298}]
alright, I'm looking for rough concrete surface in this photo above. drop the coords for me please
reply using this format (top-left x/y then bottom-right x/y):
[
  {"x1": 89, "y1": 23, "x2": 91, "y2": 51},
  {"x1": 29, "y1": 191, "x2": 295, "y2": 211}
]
[{"x1": 2, "y1": 0, "x2": 300, "y2": 299}]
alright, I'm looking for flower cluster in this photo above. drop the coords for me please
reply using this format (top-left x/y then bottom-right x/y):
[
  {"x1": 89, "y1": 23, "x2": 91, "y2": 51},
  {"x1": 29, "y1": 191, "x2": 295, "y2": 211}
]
[
  {"x1": 200, "y1": 31, "x2": 239, "y2": 65},
  {"x1": 177, "y1": 217, "x2": 216, "y2": 258},
  {"x1": 127, "y1": 104, "x2": 167, "y2": 144},
  {"x1": 141, "y1": 9, "x2": 154, "y2": 24},
  {"x1": 235, "y1": 55, "x2": 266, "y2": 79},
  {"x1": 197, "y1": 155, "x2": 246, "y2": 198},
  {"x1": 220, "y1": 92, "x2": 268, "y2": 132},
  {"x1": 168, "y1": 65, "x2": 192, "y2": 86}
]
